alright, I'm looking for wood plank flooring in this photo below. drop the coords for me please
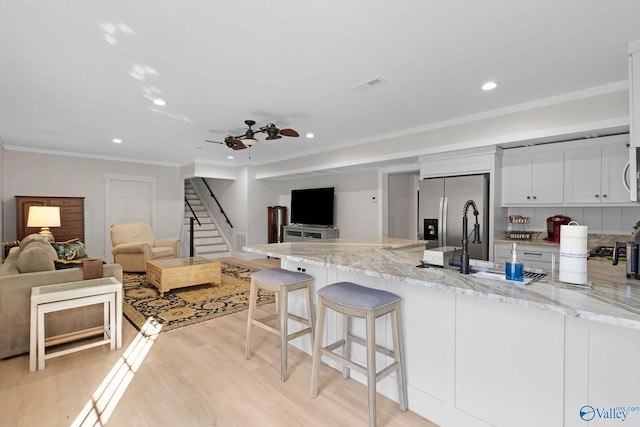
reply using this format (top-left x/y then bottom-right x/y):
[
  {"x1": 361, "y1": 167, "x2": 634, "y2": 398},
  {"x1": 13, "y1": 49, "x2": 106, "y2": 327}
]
[{"x1": 0, "y1": 257, "x2": 437, "y2": 427}]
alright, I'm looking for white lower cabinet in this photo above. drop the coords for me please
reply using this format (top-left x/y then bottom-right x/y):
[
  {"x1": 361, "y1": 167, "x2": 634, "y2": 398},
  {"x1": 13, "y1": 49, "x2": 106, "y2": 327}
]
[
  {"x1": 456, "y1": 295, "x2": 565, "y2": 427},
  {"x1": 280, "y1": 259, "x2": 640, "y2": 426},
  {"x1": 564, "y1": 316, "x2": 640, "y2": 426},
  {"x1": 494, "y1": 242, "x2": 558, "y2": 270}
]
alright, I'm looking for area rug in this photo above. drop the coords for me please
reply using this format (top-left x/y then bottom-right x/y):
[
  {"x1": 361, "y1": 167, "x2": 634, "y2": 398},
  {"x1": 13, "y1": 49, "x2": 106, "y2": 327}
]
[{"x1": 122, "y1": 262, "x2": 274, "y2": 333}]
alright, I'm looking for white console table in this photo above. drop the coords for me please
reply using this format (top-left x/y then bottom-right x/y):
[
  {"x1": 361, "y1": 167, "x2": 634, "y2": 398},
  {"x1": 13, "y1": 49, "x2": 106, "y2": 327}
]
[
  {"x1": 283, "y1": 226, "x2": 339, "y2": 242},
  {"x1": 30, "y1": 277, "x2": 122, "y2": 372}
]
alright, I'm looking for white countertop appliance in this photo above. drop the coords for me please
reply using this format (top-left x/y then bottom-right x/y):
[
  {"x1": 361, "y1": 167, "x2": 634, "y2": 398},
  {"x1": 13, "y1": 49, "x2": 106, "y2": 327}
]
[{"x1": 423, "y1": 246, "x2": 461, "y2": 268}]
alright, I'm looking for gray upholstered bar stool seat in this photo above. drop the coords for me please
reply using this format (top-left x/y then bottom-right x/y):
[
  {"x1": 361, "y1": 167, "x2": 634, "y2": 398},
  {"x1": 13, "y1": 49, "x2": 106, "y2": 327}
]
[
  {"x1": 310, "y1": 282, "x2": 408, "y2": 427},
  {"x1": 245, "y1": 268, "x2": 314, "y2": 382}
]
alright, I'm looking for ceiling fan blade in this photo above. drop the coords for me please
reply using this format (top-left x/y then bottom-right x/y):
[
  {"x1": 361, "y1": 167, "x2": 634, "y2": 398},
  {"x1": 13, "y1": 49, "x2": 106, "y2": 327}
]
[
  {"x1": 279, "y1": 128, "x2": 299, "y2": 137},
  {"x1": 265, "y1": 135, "x2": 282, "y2": 140},
  {"x1": 226, "y1": 138, "x2": 247, "y2": 150},
  {"x1": 205, "y1": 140, "x2": 224, "y2": 145}
]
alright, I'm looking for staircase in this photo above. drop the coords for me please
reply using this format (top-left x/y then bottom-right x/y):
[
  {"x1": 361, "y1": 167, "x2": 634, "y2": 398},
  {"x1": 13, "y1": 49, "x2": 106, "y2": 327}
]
[{"x1": 184, "y1": 181, "x2": 230, "y2": 258}]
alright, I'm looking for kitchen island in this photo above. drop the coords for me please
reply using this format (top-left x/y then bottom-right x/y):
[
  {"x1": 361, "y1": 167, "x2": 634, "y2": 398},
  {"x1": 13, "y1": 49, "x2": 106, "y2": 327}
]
[{"x1": 245, "y1": 238, "x2": 640, "y2": 427}]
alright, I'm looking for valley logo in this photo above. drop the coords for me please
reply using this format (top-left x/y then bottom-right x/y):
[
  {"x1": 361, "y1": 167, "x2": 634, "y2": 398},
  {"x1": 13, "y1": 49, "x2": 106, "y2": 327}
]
[{"x1": 580, "y1": 405, "x2": 640, "y2": 422}]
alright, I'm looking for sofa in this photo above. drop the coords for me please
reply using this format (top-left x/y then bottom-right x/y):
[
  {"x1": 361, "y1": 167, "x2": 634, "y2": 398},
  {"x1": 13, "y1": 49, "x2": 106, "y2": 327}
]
[{"x1": 0, "y1": 234, "x2": 123, "y2": 359}]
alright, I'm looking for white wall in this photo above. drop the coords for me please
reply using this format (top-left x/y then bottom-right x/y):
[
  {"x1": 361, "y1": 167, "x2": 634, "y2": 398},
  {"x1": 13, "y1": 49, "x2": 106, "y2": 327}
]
[
  {"x1": 275, "y1": 169, "x2": 380, "y2": 238},
  {"x1": 200, "y1": 168, "x2": 380, "y2": 246},
  {"x1": 0, "y1": 142, "x2": 4, "y2": 259},
  {"x1": 387, "y1": 172, "x2": 419, "y2": 239},
  {"x1": 2, "y1": 150, "x2": 184, "y2": 259}
]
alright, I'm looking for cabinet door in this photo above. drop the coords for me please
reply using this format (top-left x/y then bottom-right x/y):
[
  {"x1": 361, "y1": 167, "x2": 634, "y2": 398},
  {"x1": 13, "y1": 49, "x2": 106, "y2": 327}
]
[
  {"x1": 502, "y1": 154, "x2": 533, "y2": 205},
  {"x1": 630, "y1": 49, "x2": 640, "y2": 149},
  {"x1": 602, "y1": 144, "x2": 632, "y2": 203},
  {"x1": 564, "y1": 147, "x2": 602, "y2": 204},
  {"x1": 531, "y1": 151, "x2": 564, "y2": 204}
]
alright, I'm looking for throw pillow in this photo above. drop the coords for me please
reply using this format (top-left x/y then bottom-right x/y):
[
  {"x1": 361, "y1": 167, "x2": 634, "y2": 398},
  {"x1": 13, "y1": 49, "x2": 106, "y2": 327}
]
[
  {"x1": 18, "y1": 233, "x2": 48, "y2": 252},
  {"x1": 54, "y1": 259, "x2": 84, "y2": 270},
  {"x1": 22, "y1": 240, "x2": 58, "y2": 259},
  {"x1": 51, "y1": 238, "x2": 88, "y2": 261},
  {"x1": 17, "y1": 246, "x2": 56, "y2": 273}
]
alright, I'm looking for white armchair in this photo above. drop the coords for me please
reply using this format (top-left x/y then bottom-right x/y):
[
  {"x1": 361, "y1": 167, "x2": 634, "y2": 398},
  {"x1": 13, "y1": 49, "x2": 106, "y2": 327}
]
[{"x1": 110, "y1": 222, "x2": 181, "y2": 272}]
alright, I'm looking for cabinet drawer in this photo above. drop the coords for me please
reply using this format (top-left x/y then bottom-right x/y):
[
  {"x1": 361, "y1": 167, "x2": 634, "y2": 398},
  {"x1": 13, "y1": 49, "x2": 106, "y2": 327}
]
[
  {"x1": 60, "y1": 213, "x2": 83, "y2": 222},
  {"x1": 49, "y1": 198, "x2": 84, "y2": 207},
  {"x1": 54, "y1": 229, "x2": 85, "y2": 241},
  {"x1": 494, "y1": 243, "x2": 559, "y2": 270},
  {"x1": 57, "y1": 206, "x2": 83, "y2": 215}
]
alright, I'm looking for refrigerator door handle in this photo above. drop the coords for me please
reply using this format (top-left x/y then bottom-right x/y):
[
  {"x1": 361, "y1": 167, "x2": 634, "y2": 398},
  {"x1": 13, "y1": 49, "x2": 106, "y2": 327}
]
[{"x1": 441, "y1": 196, "x2": 447, "y2": 247}]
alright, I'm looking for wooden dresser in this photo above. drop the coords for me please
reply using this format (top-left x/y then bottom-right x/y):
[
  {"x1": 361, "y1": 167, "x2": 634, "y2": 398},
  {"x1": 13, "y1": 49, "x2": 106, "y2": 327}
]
[{"x1": 15, "y1": 196, "x2": 85, "y2": 242}]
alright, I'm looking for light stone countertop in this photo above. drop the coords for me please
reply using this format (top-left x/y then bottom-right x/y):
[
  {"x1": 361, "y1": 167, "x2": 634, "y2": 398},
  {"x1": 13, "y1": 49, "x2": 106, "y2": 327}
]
[{"x1": 245, "y1": 237, "x2": 640, "y2": 331}]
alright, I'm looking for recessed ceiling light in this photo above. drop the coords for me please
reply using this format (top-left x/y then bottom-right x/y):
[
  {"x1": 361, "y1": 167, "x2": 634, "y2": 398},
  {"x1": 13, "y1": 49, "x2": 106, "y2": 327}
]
[
  {"x1": 482, "y1": 81, "x2": 498, "y2": 91},
  {"x1": 306, "y1": 133, "x2": 314, "y2": 139},
  {"x1": 227, "y1": 155, "x2": 234, "y2": 159},
  {"x1": 153, "y1": 98, "x2": 166, "y2": 106},
  {"x1": 112, "y1": 138, "x2": 122, "y2": 143}
]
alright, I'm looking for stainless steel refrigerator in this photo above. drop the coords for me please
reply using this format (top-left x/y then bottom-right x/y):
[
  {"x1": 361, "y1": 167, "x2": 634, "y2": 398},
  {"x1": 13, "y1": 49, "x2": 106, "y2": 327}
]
[{"x1": 418, "y1": 174, "x2": 489, "y2": 261}]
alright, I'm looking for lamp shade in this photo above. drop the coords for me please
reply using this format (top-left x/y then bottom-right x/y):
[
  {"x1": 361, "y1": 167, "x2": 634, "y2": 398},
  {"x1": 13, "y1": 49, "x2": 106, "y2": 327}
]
[{"x1": 27, "y1": 206, "x2": 61, "y2": 227}]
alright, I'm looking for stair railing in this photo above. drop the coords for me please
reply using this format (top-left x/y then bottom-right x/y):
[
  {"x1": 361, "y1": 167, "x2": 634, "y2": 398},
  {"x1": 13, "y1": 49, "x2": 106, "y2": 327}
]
[
  {"x1": 185, "y1": 197, "x2": 201, "y2": 257},
  {"x1": 201, "y1": 178, "x2": 234, "y2": 229}
]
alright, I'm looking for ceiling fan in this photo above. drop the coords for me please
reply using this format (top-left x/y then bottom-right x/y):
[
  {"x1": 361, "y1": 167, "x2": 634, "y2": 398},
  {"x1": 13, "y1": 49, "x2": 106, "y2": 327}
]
[{"x1": 206, "y1": 119, "x2": 299, "y2": 150}]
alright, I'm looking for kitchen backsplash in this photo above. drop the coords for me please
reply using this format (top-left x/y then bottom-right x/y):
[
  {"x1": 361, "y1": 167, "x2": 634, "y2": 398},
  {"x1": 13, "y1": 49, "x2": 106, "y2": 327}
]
[{"x1": 507, "y1": 206, "x2": 640, "y2": 235}]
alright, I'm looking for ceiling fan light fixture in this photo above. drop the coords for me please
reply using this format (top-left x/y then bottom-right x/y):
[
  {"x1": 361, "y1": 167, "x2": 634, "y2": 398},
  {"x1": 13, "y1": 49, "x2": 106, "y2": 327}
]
[{"x1": 243, "y1": 138, "x2": 258, "y2": 147}]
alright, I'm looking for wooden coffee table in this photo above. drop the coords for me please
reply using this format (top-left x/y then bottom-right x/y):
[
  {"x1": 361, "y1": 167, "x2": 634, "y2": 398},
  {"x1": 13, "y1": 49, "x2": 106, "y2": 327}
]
[{"x1": 146, "y1": 257, "x2": 221, "y2": 296}]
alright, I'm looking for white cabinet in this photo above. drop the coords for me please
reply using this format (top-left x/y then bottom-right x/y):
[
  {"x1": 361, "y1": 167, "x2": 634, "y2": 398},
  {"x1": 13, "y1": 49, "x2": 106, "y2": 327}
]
[
  {"x1": 564, "y1": 316, "x2": 640, "y2": 427},
  {"x1": 283, "y1": 226, "x2": 339, "y2": 242},
  {"x1": 564, "y1": 142, "x2": 630, "y2": 204},
  {"x1": 494, "y1": 242, "x2": 558, "y2": 270},
  {"x1": 502, "y1": 151, "x2": 564, "y2": 205},
  {"x1": 630, "y1": 40, "x2": 640, "y2": 149}
]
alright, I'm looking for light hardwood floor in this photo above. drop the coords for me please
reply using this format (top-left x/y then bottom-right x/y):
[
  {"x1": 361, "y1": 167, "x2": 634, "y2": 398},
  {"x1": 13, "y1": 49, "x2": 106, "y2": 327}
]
[{"x1": 0, "y1": 257, "x2": 437, "y2": 427}]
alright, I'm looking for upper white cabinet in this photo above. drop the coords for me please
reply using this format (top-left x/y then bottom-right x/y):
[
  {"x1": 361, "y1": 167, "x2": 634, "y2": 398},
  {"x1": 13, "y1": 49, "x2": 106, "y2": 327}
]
[
  {"x1": 564, "y1": 140, "x2": 630, "y2": 204},
  {"x1": 502, "y1": 150, "x2": 564, "y2": 205},
  {"x1": 630, "y1": 40, "x2": 640, "y2": 149}
]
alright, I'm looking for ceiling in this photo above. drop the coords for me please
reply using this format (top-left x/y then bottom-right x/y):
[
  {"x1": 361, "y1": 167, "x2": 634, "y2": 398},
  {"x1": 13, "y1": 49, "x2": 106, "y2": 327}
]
[{"x1": 1, "y1": 1, "x2": 640, "y2": 168}]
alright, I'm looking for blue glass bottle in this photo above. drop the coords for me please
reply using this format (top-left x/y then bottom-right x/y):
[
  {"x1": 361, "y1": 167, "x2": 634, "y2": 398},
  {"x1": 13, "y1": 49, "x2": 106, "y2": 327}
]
[{"x1": 505, "y1": 243, "x2": 524, "y2": 281}]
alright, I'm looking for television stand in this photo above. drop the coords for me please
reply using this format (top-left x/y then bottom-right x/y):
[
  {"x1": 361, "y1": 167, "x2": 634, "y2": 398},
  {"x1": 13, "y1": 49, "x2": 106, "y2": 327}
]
[{"x1": 283, "y1": 225, "x2": 339, "y2": 242}]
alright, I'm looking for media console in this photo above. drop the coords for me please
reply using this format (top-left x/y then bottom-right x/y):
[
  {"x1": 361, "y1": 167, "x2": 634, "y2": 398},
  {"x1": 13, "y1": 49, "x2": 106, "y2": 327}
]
[{"x1": 283, "y1": 226, "x2": 339, "y2": 242}]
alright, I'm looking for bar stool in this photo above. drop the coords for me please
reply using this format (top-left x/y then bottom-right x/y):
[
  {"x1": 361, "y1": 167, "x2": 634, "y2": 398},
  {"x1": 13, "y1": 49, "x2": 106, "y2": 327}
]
[
  {"x1": 310, "y1": 281, "x2": 407, "y2": 427},
  {"x1": 245, "y1": 268, "x2": 314, "y2": 382}
]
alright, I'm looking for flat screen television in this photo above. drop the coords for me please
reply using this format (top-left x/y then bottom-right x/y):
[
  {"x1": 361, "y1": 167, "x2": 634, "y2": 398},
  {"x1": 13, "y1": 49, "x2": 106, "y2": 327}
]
[{"x1": 290, "y1": 187, "x2": 334, "y2": 227}]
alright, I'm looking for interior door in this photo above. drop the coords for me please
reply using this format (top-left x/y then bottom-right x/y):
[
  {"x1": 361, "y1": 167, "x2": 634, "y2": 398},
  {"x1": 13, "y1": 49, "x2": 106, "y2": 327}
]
[{"x1": 105, "y1": 175, "x2": 156, "y2": 259}]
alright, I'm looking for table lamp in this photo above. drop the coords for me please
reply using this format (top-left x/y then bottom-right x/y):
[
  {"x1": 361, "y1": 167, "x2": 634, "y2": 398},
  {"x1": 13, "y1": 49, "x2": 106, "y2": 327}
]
[{"x1": 26, "y1": 206, "x2": 61, "y2": 242}]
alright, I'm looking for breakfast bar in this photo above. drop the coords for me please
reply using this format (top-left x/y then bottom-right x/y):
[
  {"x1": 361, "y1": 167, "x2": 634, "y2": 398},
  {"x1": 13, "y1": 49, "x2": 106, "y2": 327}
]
[{"x1": 245, "y1": 237, "x2": 640, "y2": 427}]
